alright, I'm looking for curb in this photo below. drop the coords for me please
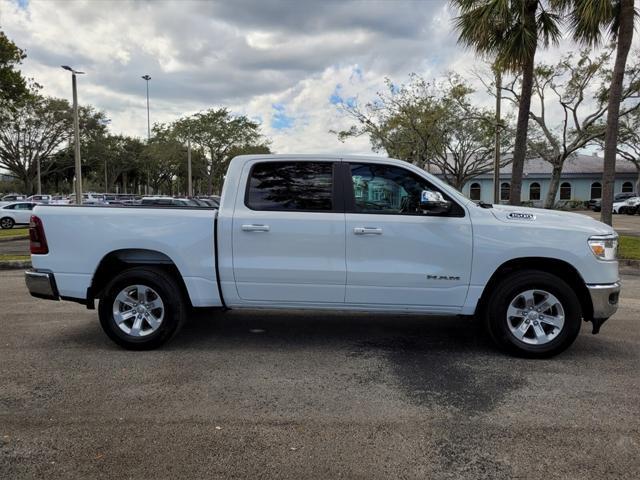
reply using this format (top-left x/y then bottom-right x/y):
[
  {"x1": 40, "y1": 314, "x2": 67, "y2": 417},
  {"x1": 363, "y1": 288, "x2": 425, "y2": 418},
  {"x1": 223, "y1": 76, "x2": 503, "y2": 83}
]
[
  {"x1": 619, "y1": 258, "x2": 640, "y2": 268},
  {"x1": 0, "y1": 235, "x2": 29, "y2": 243},
  {"x1": 0, "y1": 260, "x2": 31, "y2": 271}
]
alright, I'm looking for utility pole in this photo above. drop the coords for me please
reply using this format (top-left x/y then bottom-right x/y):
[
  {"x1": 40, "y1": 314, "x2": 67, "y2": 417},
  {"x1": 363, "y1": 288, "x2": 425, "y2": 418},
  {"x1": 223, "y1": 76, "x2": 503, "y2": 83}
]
[
  {"x1": 100, "y1": 118, "x2": 111, "y2": 193},
  {"x1": 142, "y1": 75, "x2": 151, "y2": 195},
  {"x1": 36, "y1": 158, "x2": 41, "y2": 195},
  {"x1": 493, "y1": 66, "x2": 502, "y2": 204},
  {"x1": 62, "y1": 66, "x2": 85, "y2": 205},
  {"x1": 187, "y1": 136, "x2": 193, "y2": 197}
]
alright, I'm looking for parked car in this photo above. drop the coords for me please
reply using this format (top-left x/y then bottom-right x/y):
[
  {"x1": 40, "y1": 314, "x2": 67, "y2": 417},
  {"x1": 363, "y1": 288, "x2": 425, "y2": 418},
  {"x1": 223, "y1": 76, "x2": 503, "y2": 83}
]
[
  {"x1": 195, "y1": 197, "x2": 219, "y2": 208},
  {"x1": 25, "y1": 154, "x2": 620, "y2": 357},
  {"x1": 27, "y1": 194, "x2": 52, "y2": 204},
  {"x1": 0, "y1": 194, "x2": 27, "y2": 207},
  {"x1": 140, "y1": 196, "x2": 197, "y2": 207},
  {"x1": 0, "y1": 202, "x2": 37, "y2": 228},
  {"x1": 591, "y1": 192, "x2": 638, "y2": 212},
  {"x1": 49, "y1": 196, "x2": 72, "y2": 205},
  {"x1": 621, "y1": 196, "x2": 640, "y2": 215}
]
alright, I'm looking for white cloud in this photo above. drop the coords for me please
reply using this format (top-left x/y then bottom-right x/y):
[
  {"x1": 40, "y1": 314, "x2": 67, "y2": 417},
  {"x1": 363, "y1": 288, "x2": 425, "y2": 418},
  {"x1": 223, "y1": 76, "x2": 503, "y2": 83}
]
[{"x1": 2, "y1": 0, "x2": 639, "y2": 158}]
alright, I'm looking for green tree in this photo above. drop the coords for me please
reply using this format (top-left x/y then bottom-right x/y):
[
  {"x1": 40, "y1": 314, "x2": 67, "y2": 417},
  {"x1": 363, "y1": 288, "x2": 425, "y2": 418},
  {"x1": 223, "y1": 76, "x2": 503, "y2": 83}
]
[
  {"x1": 0, "y1": 95, "x2": 107, "y2": 193},
  {"x1": 613, "y1": 109, "x2": 640, "y2": 192},
  {"x1": 451, "y1": 0, "x2": 563, "y2": 205},
  {"x1": 553, "y1": 0, "x2": 637, "y2": 225},
  {"x1": 496, "y1": 49, "x2": 640, "y2": 207},
  {"x1": 335, "y1": 74, "x2": 513, "y2": 189},
  {"x1": 0, "y1": 30, "x2": 29, "y2": 104},
  {"x1": 172, "y1": 108, "x2": 270, "y2": 194}
]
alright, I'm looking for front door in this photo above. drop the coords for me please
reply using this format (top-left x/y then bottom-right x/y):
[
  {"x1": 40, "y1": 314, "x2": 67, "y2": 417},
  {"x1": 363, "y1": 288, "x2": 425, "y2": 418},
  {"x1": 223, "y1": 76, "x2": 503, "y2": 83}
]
[
  {"x1": 344, "y1": 162, "x2": 472, "y2": 308},
  {"x1": 232, "y1": 160, "x2": 346, "y2": 303}
]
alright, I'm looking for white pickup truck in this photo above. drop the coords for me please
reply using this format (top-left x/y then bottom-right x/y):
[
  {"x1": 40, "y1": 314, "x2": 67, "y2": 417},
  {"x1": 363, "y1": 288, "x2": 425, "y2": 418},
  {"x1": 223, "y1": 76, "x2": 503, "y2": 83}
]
[{"x1": 25, "y1": 155, "x2": 620, "y2": 357}]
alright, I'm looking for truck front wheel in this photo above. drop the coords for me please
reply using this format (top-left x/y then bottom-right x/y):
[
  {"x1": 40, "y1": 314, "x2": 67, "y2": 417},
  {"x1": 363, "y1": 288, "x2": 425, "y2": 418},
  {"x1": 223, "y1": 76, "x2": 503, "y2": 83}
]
[
  {"x1": 98, "y1": 267, "x2": 186, "y2": 350},
  {"x1": 484, "y1": 270, "x2": 582, "y2": 358}
]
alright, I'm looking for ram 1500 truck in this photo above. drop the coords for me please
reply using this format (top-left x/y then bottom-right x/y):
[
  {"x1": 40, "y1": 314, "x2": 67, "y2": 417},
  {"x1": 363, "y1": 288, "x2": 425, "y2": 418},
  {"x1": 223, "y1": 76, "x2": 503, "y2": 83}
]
[{"x1": 24, "y1": 155, "x2": 621, "y2": 357}]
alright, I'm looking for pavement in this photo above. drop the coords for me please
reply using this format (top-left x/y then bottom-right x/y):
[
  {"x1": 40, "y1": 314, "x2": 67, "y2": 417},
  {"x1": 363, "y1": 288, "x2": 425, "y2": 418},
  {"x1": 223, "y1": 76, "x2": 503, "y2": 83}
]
[
  {"x1": 1, "y1": 270, "x2": 639, "y2": 479},
  {"x1": 0, "y1": 238, "x2": 28, "y2": 256},
  {"x1": 579, "y1": 209, "x2": 640, "y2": 237}
]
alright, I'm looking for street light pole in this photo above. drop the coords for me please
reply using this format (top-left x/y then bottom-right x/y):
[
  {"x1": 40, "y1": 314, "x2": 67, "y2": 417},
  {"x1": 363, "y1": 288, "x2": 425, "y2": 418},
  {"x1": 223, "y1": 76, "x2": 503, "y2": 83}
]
[
  {"x1": 142, "y1": 75, "x2": 151, "y2": 195},
  {"x1": 62, "y1": 66, "x2": 85, "y2": 205},
  {"x1": 99, "y1": 118, "x2": 111, "y2": 193},
  {"x1": 36, "y1": 157, "x2": 41, "y2": 195},
  {"x1": 187, "y1": 136, "x2": 193, "y2": 197}
]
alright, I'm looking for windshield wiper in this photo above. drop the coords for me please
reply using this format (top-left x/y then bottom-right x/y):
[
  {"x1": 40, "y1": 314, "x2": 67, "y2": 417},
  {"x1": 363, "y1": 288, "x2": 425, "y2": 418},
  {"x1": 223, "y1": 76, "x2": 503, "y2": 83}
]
[{"x1": 477, "y1": 201, "x2": 493, "y2": 209}]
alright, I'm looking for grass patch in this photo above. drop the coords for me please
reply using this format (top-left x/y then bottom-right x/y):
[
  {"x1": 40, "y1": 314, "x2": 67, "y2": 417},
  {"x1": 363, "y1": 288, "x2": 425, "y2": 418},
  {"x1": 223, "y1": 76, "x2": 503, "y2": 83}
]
[
  {"x1": 0, "y1": 254, "x2": 30, "y2": 262},
  {"x1": 0, "y1": 227, "x2": 28, "y2": 238},
  {"x1": 619, "y1": 236, "x2": 640, "y2": 260}
]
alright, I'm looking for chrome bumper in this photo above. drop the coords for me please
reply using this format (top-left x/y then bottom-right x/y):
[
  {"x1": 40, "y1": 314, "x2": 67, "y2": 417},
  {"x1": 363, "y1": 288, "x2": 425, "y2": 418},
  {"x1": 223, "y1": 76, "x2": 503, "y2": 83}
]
[
  {"x1": 25, "y1": 269, "x2": 59, "y2": 301},
  {"x1": 587, "y1": 282, "x2": 620, "y2": 320}
]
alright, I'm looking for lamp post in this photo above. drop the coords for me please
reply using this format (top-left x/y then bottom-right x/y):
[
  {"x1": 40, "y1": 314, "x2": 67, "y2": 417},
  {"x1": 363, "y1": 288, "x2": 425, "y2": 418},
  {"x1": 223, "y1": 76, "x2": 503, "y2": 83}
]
[
  {"x1": 187, "y1": 136, "x2": 193, "y2": 197},
  {"x1": 142, "y1": 75, "x2": 151, "y2": 195},
  {"x1": 99, "y1": 118, "x2": 112, "y2": 192},
  {"x1": 62, "y1": 65, "x2": 85, "y2": 205}
]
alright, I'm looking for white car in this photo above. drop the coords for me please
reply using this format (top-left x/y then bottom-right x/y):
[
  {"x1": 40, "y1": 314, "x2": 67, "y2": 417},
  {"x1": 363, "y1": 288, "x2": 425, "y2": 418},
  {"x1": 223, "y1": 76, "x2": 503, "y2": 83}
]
[
  {"x1": 27, "y1": 194, "x2": 52, "y2": 204},
  {"x1": 0, "y1": 202, "x2": 37, "y2": 229},
  {"x1": 25, "y1": 154, "x2": 620, "y2": 357},
  {"x1": 621, "y1": 196, "x2": 640, "y2": 215},
  {"x1": 613, "y1": 196, "x2": 640, "y2": 214},
  {"x1": 0, "y1": 194, "x2": 27, "y2": 207},
  {"x1": 612, "y1": 200, "x2": 626, "y2": 214}
]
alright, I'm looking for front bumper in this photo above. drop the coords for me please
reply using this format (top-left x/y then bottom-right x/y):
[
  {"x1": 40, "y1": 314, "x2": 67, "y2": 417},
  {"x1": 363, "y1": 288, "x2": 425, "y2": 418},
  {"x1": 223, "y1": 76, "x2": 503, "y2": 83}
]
[
  {"x1": 25, "y1": 269, "x2": 59, "y2": 301},
  {"x1": 586, "y1": 282, "x2": 620, "y2": 332}
]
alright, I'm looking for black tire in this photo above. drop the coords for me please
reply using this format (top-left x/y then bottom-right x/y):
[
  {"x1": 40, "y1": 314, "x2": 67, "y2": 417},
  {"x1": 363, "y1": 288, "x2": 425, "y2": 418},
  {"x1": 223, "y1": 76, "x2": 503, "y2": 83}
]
[
  {"x1": 98, "y1": 267, "x2": 186, "y2": 350},
  {"x1": 0, "y1": 217, "x2": 14, "y2": 229},
  {"x1": 626, "y1": 206, "x2": 637, "y2": 216},
  {"x1": 484, "y1": 270, "x2": 582, "y2": 358}
]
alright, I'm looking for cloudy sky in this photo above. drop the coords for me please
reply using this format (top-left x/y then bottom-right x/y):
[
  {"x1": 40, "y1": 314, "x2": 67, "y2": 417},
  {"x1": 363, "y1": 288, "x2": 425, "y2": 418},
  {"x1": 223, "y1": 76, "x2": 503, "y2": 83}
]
[{"x1": 2, "y1": 0, "x2": 636, "y2": 155}]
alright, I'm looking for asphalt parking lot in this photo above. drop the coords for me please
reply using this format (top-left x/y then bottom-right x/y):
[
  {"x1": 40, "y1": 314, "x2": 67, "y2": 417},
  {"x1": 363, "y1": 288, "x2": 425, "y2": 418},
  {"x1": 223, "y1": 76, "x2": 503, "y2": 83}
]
[
  {"x1": 1, "y1": 270, "x2": 639, "y2": 479},
  {"x1": 580, "y1": 209, "x2": 640, "y2": 237}
]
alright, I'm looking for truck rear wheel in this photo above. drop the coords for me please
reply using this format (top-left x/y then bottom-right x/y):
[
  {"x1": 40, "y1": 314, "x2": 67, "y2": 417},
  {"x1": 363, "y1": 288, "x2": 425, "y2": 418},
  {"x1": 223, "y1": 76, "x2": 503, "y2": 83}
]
[
  {"x1": 484, "y1": 270, "x2": 582, "y2": 358},
  {"x1": 98, "y1": 267, "x2": 186, "y2": 350}
]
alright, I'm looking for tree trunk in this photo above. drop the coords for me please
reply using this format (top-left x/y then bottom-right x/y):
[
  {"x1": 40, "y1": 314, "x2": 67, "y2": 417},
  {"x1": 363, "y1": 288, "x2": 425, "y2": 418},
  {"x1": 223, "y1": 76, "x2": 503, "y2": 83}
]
[
  {"x1": 494, "y1": 66, "x2": 502, "y2": 204},
  {"x1": 601, "y1": 0, "x2": 635, "y2": 226},
  {"x1": 544, "y1": 162, "x2": 563, "y2": 209},
  {"x1": 509, "y1": 0, "x2": 538, "y2": 206}
]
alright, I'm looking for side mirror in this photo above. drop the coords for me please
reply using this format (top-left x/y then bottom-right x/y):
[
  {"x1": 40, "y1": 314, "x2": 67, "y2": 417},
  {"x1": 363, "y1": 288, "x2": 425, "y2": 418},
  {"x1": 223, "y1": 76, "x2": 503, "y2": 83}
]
[{"x1": 420, "y1": 190, "x2": 451, "y2": 214}]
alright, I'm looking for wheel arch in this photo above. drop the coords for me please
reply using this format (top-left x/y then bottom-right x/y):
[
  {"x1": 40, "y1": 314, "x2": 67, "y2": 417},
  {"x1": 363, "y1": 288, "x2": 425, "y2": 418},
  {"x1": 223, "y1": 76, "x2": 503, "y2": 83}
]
[
  {"x1": 475, "y1": 257, "x2": 593, "y2": 322},
  {"x1": 88, "y1": 249, "x2": 192, "y2": 309}
]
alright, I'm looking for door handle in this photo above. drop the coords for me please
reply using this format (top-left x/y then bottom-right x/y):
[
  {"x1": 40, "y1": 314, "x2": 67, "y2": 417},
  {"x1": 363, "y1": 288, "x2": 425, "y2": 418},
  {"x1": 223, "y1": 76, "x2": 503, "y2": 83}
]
[
  {"x1": 353, "y1": 227, "x2": 383, "y2": 235},
  {"x1": 241, "y1": 224, "x2": 270, "y2": 232}
]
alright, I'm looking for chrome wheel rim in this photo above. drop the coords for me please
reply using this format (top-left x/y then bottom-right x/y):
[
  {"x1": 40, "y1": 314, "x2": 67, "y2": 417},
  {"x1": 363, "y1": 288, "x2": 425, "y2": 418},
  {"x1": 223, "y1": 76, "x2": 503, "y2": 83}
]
[
  {"x1": 506, "y1": 289, "x2": 565, "y2": 345},
  {"x1": 1, "y1": 218, "x2": 12, "y2": 228},
  {"x1": 112, "y1": 284, "x2": 164, "y2": 337}
]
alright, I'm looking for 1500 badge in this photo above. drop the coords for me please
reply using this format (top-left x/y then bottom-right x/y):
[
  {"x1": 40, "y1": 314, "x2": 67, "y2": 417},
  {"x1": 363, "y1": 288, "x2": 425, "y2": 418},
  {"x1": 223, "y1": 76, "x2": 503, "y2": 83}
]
[{"x1": 507, "y1": 212, "x2": 536, "y2": 220}]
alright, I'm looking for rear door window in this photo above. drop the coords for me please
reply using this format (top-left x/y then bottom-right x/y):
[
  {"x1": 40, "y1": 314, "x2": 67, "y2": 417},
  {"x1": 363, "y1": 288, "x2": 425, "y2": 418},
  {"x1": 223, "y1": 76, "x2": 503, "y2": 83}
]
[{"x1": 246, "y1": 162, "x2": 336, "y2": 212}]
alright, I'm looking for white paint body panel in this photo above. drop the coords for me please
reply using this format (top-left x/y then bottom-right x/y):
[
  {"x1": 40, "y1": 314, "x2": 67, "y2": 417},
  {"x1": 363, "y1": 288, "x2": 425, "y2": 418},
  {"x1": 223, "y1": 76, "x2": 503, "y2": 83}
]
[
  {"x1": 31, "y1": 154, "x2": 619, "y2": 317},
  {"x1": 31, "y1": 206, "x2": 220, "y2": 307}
]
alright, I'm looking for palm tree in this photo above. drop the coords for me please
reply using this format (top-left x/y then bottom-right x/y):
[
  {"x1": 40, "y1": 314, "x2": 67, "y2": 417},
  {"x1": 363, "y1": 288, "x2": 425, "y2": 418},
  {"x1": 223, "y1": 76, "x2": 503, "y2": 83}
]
[
  {"x1": 451, "y1": 0, "x2": 562, "y2": 206},
  {"x1": 554, "y1": 0, "x2": 636, "y2": 225}
]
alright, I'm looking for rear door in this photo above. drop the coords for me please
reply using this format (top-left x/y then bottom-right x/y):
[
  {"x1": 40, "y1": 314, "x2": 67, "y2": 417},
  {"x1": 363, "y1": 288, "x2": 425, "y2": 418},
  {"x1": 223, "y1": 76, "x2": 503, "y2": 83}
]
[
  {"x1": 232, "y1": 160, "x2": 346, "y2": 303},
  {"x1": 343, "y1": 162, "x2": 472, "y2": 309},
  {"x1": 13, "y1": 203, "x2": 35, "y2": 224}
]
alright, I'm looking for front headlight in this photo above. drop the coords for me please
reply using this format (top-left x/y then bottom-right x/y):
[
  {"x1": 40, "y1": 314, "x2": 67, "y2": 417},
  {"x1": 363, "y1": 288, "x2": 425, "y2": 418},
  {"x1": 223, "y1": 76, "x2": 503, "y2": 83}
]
[{"x1": 588, "y1": 235, "x2": 618, "y2": 261}]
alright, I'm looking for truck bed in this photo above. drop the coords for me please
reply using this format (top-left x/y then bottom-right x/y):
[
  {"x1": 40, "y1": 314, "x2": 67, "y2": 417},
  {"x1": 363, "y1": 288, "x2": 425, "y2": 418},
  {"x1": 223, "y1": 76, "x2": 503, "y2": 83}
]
[{"x1": 30, "y1": 205, "x2": 222, "y2": 307}]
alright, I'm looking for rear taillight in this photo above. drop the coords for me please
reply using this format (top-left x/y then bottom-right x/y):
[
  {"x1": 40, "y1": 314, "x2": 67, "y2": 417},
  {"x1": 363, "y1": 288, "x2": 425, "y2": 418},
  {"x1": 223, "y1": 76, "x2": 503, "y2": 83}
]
[{"x1": 29, "y1": 215, "x2": 49, "y2": 254}]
